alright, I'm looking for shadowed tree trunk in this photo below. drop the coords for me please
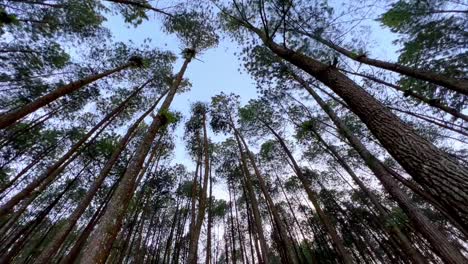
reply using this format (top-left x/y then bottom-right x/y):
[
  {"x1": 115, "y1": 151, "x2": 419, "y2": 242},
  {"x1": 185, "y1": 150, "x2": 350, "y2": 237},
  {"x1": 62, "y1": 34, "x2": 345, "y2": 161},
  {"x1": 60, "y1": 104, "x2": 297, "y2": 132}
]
[
  {"x1": 78, "y1": 51, "x2": 193, "y2": 264},
  {"x1": 0, "y1": 60, "x2": 139, "y2": 129},
  {"x1": 240, "y1": 22, "x2": 468, "y2": 229},
  {"x1": 0, "y1": 80, "x2": 150, "y2": 217},
  {"x1": 236, "y1": 135, "x2": 269, "y2": 264},
  {"x1": 187, "y1": 109, "x2": 211, "y2": 264},
  {"x1": 234, "y1": 131, "x2": 298, "y2": 264},
  {"x1": 33, "y1": 88, "x2": 167, "y2": 264},
  {"x1": 288, "y1": 70, "x2": 467, "y2": 263},
  {"x1": 258, "y1": 119, "x2": 353, "y2": 264}
]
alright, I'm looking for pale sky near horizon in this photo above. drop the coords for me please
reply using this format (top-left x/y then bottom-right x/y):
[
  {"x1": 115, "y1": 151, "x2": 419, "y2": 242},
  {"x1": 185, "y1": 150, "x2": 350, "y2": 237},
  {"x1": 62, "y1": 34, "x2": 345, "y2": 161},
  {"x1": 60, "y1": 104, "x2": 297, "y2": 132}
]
[{"x1": 103, "y1": 1, "x2": 401, "y2": 196}]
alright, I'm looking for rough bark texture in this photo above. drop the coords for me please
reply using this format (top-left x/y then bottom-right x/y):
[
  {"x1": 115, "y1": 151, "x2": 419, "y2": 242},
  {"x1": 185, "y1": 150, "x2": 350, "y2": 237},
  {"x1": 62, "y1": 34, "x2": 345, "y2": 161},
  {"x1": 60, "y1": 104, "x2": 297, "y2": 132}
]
[
  {"x1": 0, "y1": 62, "x2": 133, "y2": 129},
  {"x1": 254, "y1": 30, "x2": 468, "y2": 228},
  {"x1": 77, "y1": 54, "x2": 192, "y2": 264},
  {"x1": 0, "y1": 80, "x2": 145, "y2": 217},
  {"x1": 291, "y1": 72, "x2": 467, "y2": 263},
  {"x1": 261, "y1": 121, "x2": 353, "y2": 264},
  {"x1": 304, "y1": 32, "x2": 468, "y2": 95},
  {"x1": 33, "y1": 87, "x2": 166, "y2": 264},
  {"x1": 341, "y1": 69, "x2": 468, "y2": 122}
]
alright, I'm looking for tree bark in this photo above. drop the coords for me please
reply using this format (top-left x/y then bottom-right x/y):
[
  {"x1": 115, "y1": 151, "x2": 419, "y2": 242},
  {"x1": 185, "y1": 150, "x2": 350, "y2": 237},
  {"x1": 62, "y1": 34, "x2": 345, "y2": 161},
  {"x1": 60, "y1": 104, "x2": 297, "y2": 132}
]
[
  {"x1": 77, "y1": 53, "x2": 193, "y2": 264},
  {"x1": 246, "y1": 24, "x2": 468, "y2": 228},
  {"x1": 289, "y1": 71, "x2": 467, "y2": 263},
  {"x1": 341, "y1": 69, "x2": 468, "y2": 122},
  {"x1": 33, "y1": 87, "x2": 167, "y2": 264},
  {"x1": 0, "y1": 61, "x2": 135, "y2": 129},
  {"x1": 295, "y1": 29, "x2": 468, "y2": 95},
  {"x1": 0, "y1": 80, "x2": 148, "y2": 217}
]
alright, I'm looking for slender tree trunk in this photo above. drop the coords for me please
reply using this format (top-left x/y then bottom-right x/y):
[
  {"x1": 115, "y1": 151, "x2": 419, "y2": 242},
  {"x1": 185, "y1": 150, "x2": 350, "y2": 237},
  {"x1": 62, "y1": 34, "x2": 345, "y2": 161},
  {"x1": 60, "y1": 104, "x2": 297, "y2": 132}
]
[
  {"x1": 188, "y1": 111, "x2": 211, "y2": 264},
  {"x1": 58, "y1": 178, "x2": 117, "y2": 264},
  {"x1": 33, "y1": 87, "x2": 166, "y2": 264},
  {"x1": 248, "y1": 24, "x2": 468, "y2": 227},
  {"x1": 0, "y1": 61, "x2": 136, "y2": 129},
  {"x1": 259, "y1": 120, "x2": 353, "y2": 264},
  {"x1": 295, "y1": 29, "x2": 468, "y2": 95},
  {"x1": 310, "y1": 126, "x2": 426, "y2": 264},
  {"x1": 236, "y1": 136, "x2": 269, "y2": 264},
  {"x1": 78, "y1": 54, "x2": 193, "y2": 264},
  {"x1": 205, "y1": 162, "x2": 213, "y2": 264},
  {"x1": 0, "y1": 80, "x2": 148, "y2": 217},
  {"x1": 0, "y1": 144, "x2": 56, "y2": 196},
  {"x1": 0, "y1": 164, "x2": 84, "y2": 263},
  {"x1": 234, "y1": 131, "x2": 298, "y2": 264},
  {"x1": 242, "y1": 181, "x2": 263, "y2": 264},
  {"x1": 228, "y1": 182, "x2": 237, "y2": 264},
  {"x1": 289, "y1": 71, "x2": 467, "y2": 263},
  {"x1": 341, "y1": 69, "x2": 468, "y2": 122}
]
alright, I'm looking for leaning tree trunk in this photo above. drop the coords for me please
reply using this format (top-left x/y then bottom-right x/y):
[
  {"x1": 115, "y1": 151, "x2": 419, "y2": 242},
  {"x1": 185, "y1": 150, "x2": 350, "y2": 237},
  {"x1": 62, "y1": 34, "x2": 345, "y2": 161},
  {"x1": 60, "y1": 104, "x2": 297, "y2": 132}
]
[
  {"x1": 310, "y1": 127, "x2": 426, "y2": 264},
  {"x1": 33, "y1": 88, "x2": 167, "y2": 264},
  {"x1": 236, "y1": 137, "x2": 270, "y2": 264},
  {"x1": 340, "y1": 69, "x2": 468, "y2": 122},
  {"x1": 234, "y1": 130, "x2": 298, "y2": 264},
  {"x1": 297, "y1": 30, "x2": 468, "y2": 95},
  {"x1": 0, "y1": 80, "x2": 148, "y2": 217},
  {"x1": 205, "y1": 163, "x2": 213, "y2": 264},
  {"x1": 260, "y1": 120, "x2": 353, "y2": 264},
  {"x1": 188, "y1": 111, "x2": 211, "y2": 264},
  {"x1": 77, "y1": 52, "x2": 193, "y2": 264},
  {"x1": 289, "y1": 70, "x2": 467, "y2": 263},
  {"x1": 0, "y1": 60, "x2": 138, "y2": 129},
  {"x1": 248, "y1": 25, "x2": 468, "y2": 228}
]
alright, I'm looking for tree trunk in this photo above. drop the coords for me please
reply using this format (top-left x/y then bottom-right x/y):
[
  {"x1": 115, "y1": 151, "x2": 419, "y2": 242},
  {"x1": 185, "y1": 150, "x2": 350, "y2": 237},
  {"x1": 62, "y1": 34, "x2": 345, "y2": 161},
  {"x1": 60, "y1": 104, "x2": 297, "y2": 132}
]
[
  {"x1": 341, "y1": 69, "x2": 468, "y2": 122},
  {"x1": 310, "y1": 125, "x2": 426, "y2": 264},
  {"x1": 0, "y1": 61, "x2": 136, "y2": 129},
  {"x1": 296, "y1": 30, "x2": 468, "y2": 95},
  {"x1": 205, "y1": 163, "x2": 213, "y2": 264},
  {"x1": 236, "y1": 136, "x2": 269, "y2": 264},
  {"x1": 234, "y1": 131, "x2": 298, "y2": 264},
  {"x1": 289, "y1": 71, "x2": 467, "y2": 263},
  {"x1": 188, "y1": 111, "x2": 211, "y2": 264},
  {"x1": 0, "y1": 80, "x2": 149, "y2": 217},
  {"x1": 259, "y1": 120, "x2": 353, "y2": 264},
  {"x1": 33, "y1": 87, "x2": 166, "y2": 264},
  {"x1": 77, "y1": 53, "x2": 193, "y2": 264},
  {"x1": 250, "y1": 25, "x2": 468, "y2": 228}
]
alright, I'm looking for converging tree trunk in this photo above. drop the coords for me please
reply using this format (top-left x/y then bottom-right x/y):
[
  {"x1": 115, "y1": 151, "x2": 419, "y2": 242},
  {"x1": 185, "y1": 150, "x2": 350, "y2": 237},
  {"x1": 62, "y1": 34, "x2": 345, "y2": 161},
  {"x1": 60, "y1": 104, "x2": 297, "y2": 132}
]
[
  {"x1": 0, "y1": 59, "x2": 140, "y2": 129},
  {"x1": 33, "y1": 88, "x2": 167, "y2": 264},
  {"x1": 0, "y1": 80, "x2": 149, "y2": 217},
  {"x1": 259, "y1": 119, "x2": 353, "y2": 264},
  {"x1": 241, "y1": 22, "x2": 468, "y2": 230},
  {"x1": 188, "y1": 110, "x2": 211, "y2": 264},
  {"x1": 78, "y1": 51, "x2": 193, "y2": 264},
  {"x1": 288, "y1": 70, "x2": 467, "y2": 263}
]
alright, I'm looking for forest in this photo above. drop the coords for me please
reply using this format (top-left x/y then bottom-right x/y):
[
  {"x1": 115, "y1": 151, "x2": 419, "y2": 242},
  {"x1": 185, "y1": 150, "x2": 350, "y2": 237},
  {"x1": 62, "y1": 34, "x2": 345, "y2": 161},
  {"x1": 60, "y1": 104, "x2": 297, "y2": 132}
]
[{"x1": 0, "y1": 0, "x2": 467, "y2": 263}]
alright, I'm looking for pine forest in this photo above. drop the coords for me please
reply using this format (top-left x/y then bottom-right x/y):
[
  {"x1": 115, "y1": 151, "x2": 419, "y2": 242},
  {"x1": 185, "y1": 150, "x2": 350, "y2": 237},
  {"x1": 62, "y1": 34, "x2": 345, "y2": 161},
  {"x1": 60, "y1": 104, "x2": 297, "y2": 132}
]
[{"x1": 0, "y1": 0, "x2": 467, "y2": 263}]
